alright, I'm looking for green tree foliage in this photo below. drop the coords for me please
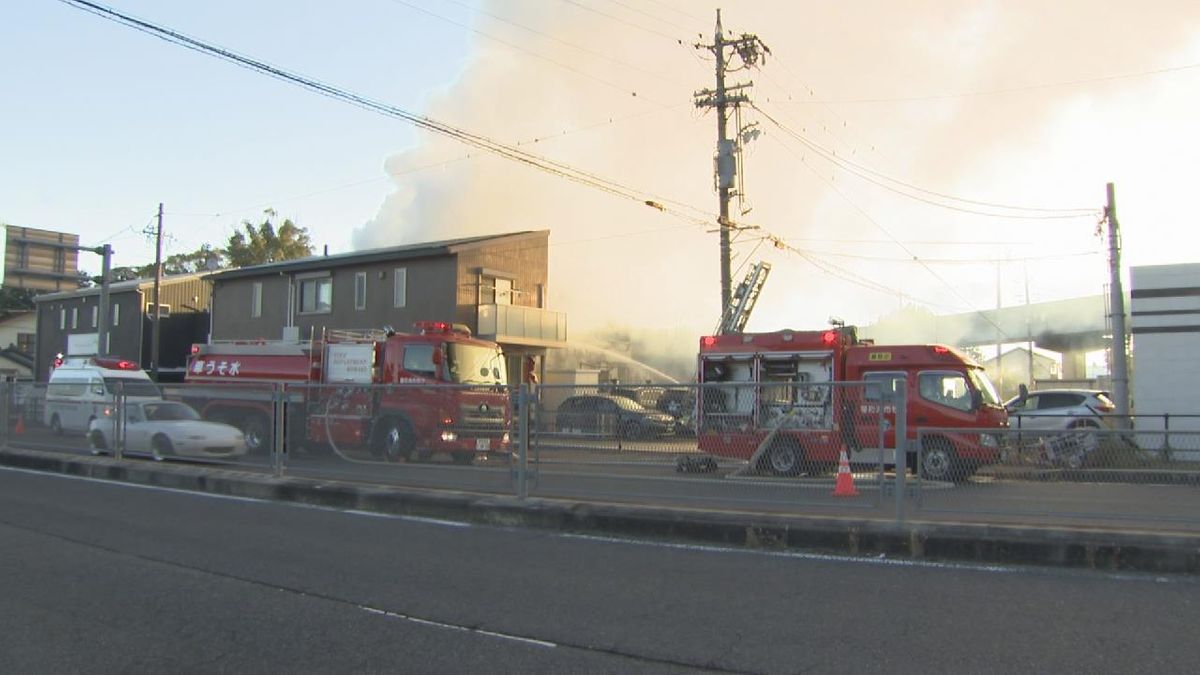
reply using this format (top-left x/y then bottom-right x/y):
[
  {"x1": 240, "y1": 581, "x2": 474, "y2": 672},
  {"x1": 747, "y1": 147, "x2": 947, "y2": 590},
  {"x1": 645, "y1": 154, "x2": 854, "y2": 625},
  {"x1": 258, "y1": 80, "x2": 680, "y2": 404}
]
[
  {"x1": 0, "y1": 287, "x2": 37, "y2": 312},
  {"x1": 225, "y1": 209, "x2": 313, "y2": 267}
]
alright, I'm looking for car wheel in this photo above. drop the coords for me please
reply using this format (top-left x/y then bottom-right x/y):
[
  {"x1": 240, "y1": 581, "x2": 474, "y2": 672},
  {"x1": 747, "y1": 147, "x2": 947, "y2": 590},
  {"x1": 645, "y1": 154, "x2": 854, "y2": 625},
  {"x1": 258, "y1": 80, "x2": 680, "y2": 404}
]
[
  {"x1": 89, "y1": 429, "x2": 108, "y2": 455},
  {"x1": 241, "y1": 415, "x2": 271, "y2": 455},
  {"x1": 50, "y1": 414, "x2": 63, "y2": 436},
  {"x1": 151, "y1": 435, "x2": 172, "y2": 462},
  {"x1": 376, "y1": 418, "x2": 415, "y2": 462},
  {"x1": 920, "y1": 438, "x2": 959, "y2": 481},
  {"x1": 450, "y1": 452, "x2": 475, "y2": 466},
  {"x1": 760, "y1": 438, "x2": 803, "y2": 476}
]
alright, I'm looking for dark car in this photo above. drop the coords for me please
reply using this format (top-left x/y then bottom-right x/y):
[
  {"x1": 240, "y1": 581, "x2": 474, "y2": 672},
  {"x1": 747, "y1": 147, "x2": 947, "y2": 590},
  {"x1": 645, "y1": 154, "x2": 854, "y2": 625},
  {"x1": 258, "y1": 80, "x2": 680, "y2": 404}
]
[{"x1": 555, "y1": 394, "x2": 676, "y2": 438}]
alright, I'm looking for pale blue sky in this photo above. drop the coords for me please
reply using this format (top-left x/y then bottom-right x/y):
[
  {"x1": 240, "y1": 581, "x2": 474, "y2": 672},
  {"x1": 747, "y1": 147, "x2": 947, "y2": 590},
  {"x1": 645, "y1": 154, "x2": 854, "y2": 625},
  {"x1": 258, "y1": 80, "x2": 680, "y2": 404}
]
[{"x1": 2, "y1": 0, "x2": 478, "y2": 270}]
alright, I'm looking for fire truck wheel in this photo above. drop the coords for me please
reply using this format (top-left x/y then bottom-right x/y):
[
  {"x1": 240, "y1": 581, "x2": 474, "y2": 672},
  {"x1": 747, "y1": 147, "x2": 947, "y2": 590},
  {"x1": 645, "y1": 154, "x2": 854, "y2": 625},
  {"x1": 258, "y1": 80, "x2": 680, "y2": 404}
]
[
  {"x1": 919, "y1": 438, "x2": 959, "y2": 481},
  {"x1": 377, "y1": 418, "x2": 415, "y2": 462},
  {"x1": 761, "y1": 439, "x2": 804, "y2": 476},
  {"x1": 451, "y1": 452, "x2": 475, "y2": 465},
  {"x1": 241, "y1": 415, "x2": 272, "y2": 455}
]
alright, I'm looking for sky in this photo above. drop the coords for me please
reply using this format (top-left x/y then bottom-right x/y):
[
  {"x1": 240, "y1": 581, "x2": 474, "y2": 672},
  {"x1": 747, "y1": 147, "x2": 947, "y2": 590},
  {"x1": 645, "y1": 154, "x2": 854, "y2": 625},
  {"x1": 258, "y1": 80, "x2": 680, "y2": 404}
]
[{"x1": 3, "y1": 1, "x2": 1199, "y2": 349}]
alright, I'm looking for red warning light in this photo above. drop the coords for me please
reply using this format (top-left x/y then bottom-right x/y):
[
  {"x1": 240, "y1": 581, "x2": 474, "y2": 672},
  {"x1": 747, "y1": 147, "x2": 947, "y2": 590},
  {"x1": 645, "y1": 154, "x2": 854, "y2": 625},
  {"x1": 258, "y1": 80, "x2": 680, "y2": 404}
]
[
  {"x1": 932, "y1": 345, "x2": 950, "y2": 354},
  {"x1": 701, "y1": 336, "x2": 717, "y2": 347},
  {"x1": 191, "y1": 345, "x2": 201, "y2": 354},
  {"x1": 821, "y1": 331, "x2": 838, "y2": 345}
]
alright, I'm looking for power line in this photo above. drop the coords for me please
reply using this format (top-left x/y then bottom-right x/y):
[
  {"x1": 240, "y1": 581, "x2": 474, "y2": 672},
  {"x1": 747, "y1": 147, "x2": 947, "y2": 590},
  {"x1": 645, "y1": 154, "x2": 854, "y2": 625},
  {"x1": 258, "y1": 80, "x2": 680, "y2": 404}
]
[
  {"x1": 384, "y1": 0, "x2": 673, "y2": 106},
  {"x1": 796, "y1": 61, "x2": 1200, "y2": 105},
  {"x1": 753, "y1": 103, "x2": 1099, "y2": 219},
  {"x1": 58, "y1": 0, "x2": 716, "y2": 232}
]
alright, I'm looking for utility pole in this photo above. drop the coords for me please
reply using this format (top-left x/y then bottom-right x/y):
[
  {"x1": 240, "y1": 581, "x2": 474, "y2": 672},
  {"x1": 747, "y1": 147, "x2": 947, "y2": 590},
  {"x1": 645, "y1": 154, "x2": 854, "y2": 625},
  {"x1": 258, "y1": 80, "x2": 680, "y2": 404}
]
[
  {"x1": 694, "y1": 10, "x2": 768, "y2": 310},
  {"x1": 97, "y1": 244, "x2": 112, "y2": 358},
  {"x1": 150, "y1": 202, "x2": 164, "y2": 381},
  {"x1": 1105, "y1": 183, "x2": 1131, "y2": 424}
]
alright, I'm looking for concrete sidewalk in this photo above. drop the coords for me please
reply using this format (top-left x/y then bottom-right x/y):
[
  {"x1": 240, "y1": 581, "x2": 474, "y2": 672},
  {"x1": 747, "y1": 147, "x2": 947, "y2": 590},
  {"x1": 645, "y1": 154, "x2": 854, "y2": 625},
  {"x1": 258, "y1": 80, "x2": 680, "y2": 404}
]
[{"x1": 3, "y1": 447, "x2": 1198, "y2": 575}]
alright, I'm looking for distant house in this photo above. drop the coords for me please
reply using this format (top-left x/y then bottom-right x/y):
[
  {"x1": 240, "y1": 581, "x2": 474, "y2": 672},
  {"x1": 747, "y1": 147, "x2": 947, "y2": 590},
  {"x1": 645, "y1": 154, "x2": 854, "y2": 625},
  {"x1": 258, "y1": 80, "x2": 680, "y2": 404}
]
[
  {"x1": 33, "y1": 274, "x2": 211, "y2": 381},
  {"x1": 0, "y1": 311, "x2": 37, "y2": 379},
  {"x1": 980, "y1": 346, "x2": 1062, "y2": 400},
  {"x1": 205, "y1": 230, "x2": 566, "y2": 380}
]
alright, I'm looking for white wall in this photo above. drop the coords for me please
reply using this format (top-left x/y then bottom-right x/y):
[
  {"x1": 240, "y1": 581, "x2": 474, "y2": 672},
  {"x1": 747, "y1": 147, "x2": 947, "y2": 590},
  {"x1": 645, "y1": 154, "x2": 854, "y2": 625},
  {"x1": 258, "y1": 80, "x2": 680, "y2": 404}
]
[{"x1": 1130, "y1": 263, "x2": 1200, "y2": 438}]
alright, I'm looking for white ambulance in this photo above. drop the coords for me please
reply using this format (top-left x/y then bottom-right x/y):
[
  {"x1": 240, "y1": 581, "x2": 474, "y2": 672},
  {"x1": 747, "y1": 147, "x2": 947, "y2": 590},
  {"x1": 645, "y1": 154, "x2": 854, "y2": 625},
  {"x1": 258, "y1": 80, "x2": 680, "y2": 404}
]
[{"x1": 44, "y1": 357, "x2": 162, "y2": 435}]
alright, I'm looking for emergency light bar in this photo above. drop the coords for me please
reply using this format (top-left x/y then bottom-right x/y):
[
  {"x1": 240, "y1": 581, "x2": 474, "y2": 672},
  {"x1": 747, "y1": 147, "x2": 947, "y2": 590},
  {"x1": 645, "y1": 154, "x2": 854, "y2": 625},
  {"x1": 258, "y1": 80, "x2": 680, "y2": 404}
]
[{"x1": 92, "y1": 357, "x2": 140, "y2": 370}]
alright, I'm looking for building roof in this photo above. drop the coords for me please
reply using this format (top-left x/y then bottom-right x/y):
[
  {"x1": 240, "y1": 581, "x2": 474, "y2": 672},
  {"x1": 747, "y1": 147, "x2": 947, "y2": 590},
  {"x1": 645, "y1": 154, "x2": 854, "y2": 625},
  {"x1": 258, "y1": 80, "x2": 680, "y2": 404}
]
[
  {"x1": 205, "y1": 230, "x2": 546, "y2": 282},
  {"x1": 33, "y1": 273, "x2": 209, "y2": 303}
]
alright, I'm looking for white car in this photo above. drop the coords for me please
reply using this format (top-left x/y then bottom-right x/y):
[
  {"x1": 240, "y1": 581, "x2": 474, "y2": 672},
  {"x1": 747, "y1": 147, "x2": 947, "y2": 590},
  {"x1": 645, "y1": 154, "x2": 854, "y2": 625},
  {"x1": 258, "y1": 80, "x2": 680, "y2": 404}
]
[
  {"x1": 1004, "y1": 387, "x2": 1117, "y2": 431},
  {"x1": 89, "y1": 400, "x2": 248, "y2": 461}
]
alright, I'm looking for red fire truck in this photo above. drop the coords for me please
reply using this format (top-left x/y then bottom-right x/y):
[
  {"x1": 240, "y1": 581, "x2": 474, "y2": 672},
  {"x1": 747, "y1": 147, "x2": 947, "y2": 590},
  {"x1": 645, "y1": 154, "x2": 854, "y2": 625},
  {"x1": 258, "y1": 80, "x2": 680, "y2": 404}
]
[
  {"x1": 184, "y1": 321, "x2": 511, "y2": 463},
  {"x1": 697, "y1": 326, "x2": 1006, "y2": 480}
]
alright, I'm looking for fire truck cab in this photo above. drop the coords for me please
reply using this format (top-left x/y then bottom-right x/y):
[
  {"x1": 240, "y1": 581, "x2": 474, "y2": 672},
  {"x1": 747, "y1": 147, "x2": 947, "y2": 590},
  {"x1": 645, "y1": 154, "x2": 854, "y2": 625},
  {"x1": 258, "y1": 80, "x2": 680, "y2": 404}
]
[{"x1": 697, "y1": 326, "x2": 1006, "y2": 480}]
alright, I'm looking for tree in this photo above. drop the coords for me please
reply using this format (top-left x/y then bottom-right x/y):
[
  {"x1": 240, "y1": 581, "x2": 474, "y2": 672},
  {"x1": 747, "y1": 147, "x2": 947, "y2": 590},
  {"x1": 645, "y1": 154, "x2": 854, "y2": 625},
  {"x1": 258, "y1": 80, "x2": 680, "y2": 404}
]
[
  {"x1": 225, "y1": 209, "x2": 313, "y2": 268},
  {"x1": 0, "y1": 287, "x2": 36, "y2": 312}
]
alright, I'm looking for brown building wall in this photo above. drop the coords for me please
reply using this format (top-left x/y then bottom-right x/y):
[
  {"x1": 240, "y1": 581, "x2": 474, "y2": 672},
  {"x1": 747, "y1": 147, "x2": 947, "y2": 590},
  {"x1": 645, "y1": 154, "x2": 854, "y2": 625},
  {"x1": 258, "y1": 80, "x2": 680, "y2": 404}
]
[
  {"x1": 453, "y1": 232, "x2": 549, "y2": 329},
  {"x1": 211, "y1": 257, "x2": 458, "y2": 340}
]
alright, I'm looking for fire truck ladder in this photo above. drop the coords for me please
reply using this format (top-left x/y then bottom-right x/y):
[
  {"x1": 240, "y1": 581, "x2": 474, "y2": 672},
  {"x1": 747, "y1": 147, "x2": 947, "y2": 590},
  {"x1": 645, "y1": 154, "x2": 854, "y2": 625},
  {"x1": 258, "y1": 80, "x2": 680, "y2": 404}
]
[{"x1": 718, "y1": 261, "x2": 771, "y2": 334}]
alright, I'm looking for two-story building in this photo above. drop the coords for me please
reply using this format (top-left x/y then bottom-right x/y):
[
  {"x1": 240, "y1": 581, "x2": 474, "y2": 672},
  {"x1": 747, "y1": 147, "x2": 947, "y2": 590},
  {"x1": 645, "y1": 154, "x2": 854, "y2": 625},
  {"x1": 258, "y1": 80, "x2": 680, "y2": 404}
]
[
  {"x1": 205, "y1": 230, "x2": 566, "y2": 380},
  {"x1": 33, "y1": 274, "x2": 212, "y2": 381}
]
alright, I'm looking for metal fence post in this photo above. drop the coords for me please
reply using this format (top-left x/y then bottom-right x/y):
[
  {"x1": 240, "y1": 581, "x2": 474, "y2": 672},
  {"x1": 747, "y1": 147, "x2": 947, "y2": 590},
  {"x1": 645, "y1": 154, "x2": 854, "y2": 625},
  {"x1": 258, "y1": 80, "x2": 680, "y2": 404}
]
[
  {"x1": 273, "y1": 383, "x2": 285, "y2": 477},
  {"x1": 0, "y1": 380, "x2": 10, "y2": 449},
  {"x1": 894, "y1": 378, "x2": 907, "y2": 524},
  {"x1": 1163, "y1": 413, "x2": 1172, "y2": 462},
  {"x1": 114, "y1": 381, "x2": 124, "y2": 461},
  {"x1": 517, "y1": 382, "x2": 529, "y2": 500}
]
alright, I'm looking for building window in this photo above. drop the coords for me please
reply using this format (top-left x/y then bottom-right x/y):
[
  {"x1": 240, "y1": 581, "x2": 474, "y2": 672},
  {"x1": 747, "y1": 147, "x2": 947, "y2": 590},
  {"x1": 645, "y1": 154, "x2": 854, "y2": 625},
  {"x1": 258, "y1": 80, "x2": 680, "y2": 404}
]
[
  {"x1": 355, "y1": 272, "x2": 367, "y2": 311},
  {"x1": 298, "y1": 275, "x2": 332, "y2": 314},
  {"x1": 251, "y1": 282, "x2": 262, "y2": 318},
  {"x1": 71, "y1": 308, "x2": 78, "y2": 329},
  {"x1": 112, "y1": 304, "x2": 120, "y2": 327},
  {"x1": 91, "y1": 306, "x2": 98, "y2": 328},
  {"x1": 393, "y1": 268, "x2": 407, "y2": 308},
  {"x1": 16, "y1": 333, "x2": 34, "y2": 355},
  {"x1": 59, "y1": 308, "x2": 65, "y2": 330},
  {"x1": 494, "y1": 278, "x2": 513, "y2": 305}
]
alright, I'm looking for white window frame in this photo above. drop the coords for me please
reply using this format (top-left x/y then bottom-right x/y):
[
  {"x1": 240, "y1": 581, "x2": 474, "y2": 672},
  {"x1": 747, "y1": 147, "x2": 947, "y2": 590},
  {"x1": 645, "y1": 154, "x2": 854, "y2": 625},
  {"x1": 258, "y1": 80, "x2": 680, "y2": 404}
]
[
  {"x1": 297, "y1": 273, "x2": 333, "y2": 314},
  {"x1": 251, "y1": 282, "x2": 263, "y2": 318},
  {"x1": 112, "y1": 303, "x2": 120, "y2": 327},
  {"x1": 71, "y1": 307, "x2": 78, "y2": 329},
  {"x1": 59, "y1": 308, "x2": 65, "y2": 330},
  {"x1": 354, "y1": 272, "x2": 367, "y2": 311},
  {"x1": 393, "y1": 267, "x2": 407, "y2": 308},
  {"x1": 91, "y1": 306, "x2": 98, "y2": 328}
]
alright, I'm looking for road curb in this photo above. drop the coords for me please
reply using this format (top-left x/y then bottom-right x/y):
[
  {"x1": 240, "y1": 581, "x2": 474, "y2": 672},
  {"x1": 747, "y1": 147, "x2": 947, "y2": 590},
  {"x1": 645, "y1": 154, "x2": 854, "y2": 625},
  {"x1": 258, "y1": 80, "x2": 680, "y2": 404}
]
[{"x1": 3, "y1": 448, "x2": 1198, "y2": 574}]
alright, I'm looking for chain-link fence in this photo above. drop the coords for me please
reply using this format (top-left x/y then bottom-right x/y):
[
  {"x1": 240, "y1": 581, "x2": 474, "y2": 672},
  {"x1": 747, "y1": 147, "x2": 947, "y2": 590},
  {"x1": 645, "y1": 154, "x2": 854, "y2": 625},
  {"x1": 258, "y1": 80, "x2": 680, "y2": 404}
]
[{"x1": 4, "y1": 378, "x2": 1200, "y2": 532}]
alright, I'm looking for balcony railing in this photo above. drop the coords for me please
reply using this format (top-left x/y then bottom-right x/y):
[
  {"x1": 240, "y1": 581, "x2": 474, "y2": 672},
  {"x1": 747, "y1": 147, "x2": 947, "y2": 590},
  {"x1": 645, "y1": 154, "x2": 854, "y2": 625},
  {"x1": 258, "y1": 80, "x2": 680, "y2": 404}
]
[{"x1": 476, "y1": 304, "x2": 567, "y2": 346}]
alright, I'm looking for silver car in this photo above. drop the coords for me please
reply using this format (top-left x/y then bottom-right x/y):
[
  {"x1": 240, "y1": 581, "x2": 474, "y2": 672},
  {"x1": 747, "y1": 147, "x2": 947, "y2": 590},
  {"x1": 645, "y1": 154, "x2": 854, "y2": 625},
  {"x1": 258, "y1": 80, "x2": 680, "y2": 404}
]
[{"x1": 89, "y1": 400, "x2": 248, "y2": 461}]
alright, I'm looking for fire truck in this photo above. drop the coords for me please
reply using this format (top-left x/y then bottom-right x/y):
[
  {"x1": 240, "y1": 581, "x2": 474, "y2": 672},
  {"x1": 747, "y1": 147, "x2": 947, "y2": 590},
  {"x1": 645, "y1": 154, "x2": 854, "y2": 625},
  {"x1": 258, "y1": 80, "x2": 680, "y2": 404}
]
[
  {"x1": 184, "y1": 321, "x2": 511, "y2": 463},
  {"x1": 697, "y1": 326, "x2": 1006, "y2": 480}
]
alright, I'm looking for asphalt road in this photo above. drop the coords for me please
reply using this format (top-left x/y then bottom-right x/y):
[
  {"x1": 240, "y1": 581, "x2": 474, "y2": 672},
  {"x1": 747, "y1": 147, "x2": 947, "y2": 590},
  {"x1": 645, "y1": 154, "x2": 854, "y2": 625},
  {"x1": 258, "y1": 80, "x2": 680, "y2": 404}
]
[
  {"x1": 7, "y1": 424, "x2": 1200, "y2": 533},
  {"x1": 2, "y1": 466, "x2": 1198, "y2": 674}
]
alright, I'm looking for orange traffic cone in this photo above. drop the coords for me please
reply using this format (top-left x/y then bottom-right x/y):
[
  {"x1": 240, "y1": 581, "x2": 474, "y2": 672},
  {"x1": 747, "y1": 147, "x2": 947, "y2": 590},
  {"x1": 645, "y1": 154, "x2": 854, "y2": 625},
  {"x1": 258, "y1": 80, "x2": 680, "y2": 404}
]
[
  {"x1": 14, "y1": 415, "x2": 24, "y2": 435},
  {"x1": 832, "y1": 446, "x2": 859, "y2": 497}
]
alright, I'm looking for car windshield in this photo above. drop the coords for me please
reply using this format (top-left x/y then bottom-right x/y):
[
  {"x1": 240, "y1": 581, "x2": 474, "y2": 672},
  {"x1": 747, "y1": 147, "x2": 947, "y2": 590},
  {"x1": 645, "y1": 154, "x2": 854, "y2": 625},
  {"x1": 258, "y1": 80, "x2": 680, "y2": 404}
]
[
  {"x1": 104, "y1": 377, "x2": 162, "y2": 397},
  {"x1": 612, "y1": 396, "x2": 648, "y2": 412},
  {"x1": 445, "y1": 343, "x2": 506, "y2": 385},
  {"x1": 967, "y1": 369, "x2": 1001, "y2": 406},
  {"x1": 141, "y1": 402, "x2": 200, "y2": 421}
]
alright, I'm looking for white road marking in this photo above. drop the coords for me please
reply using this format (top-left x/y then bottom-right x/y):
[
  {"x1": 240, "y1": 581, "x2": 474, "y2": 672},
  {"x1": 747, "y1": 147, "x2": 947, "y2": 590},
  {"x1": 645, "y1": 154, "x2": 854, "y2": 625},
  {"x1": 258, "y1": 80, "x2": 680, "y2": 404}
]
[{"x1": 359, "y1": 606, "x2": 557, "y2": 648}]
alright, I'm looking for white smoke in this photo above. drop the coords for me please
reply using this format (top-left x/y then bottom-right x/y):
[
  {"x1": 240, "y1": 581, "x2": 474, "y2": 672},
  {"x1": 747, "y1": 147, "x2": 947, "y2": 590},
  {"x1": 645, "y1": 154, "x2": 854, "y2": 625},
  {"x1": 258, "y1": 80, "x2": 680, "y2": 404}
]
[{"x1": 353, "y1": 0, "x2": 1200, "y2": 352}]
